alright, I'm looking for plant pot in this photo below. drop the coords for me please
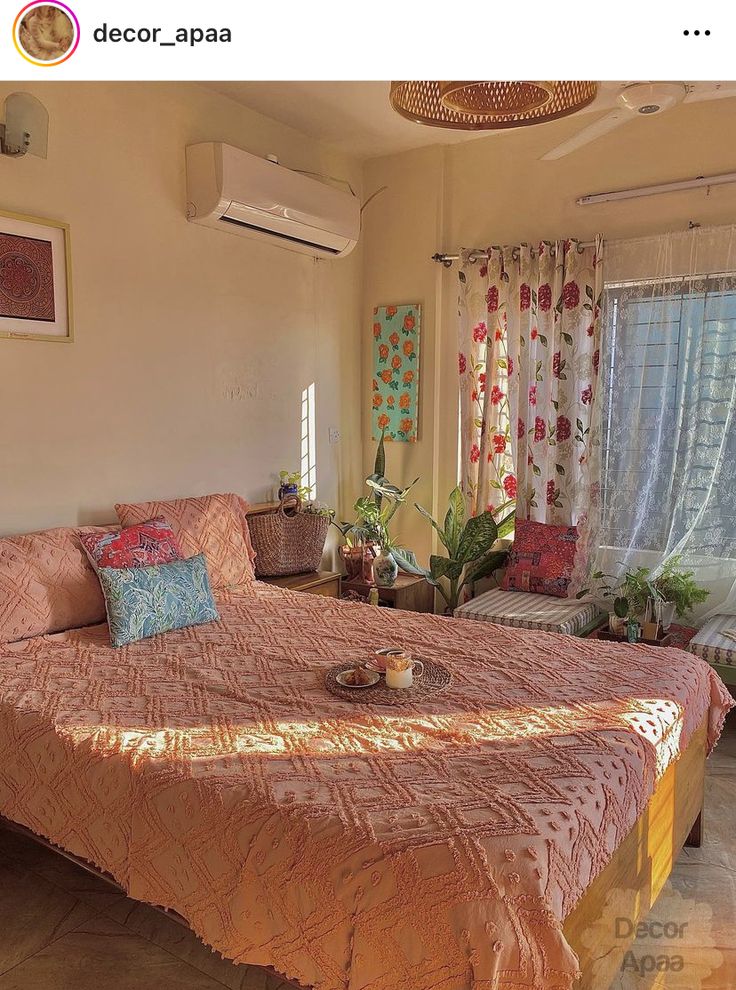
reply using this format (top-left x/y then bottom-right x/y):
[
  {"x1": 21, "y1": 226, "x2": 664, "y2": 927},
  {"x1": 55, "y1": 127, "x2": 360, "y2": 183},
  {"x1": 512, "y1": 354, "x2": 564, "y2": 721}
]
[
  {"x1": 659, "y1": 601, "x2": 676, "y2": 632},
  {"x1": 373, "y1": 550, "x2": 398, "y2": 588},
  {"x1": 609, "y1": 613, "x2": 628, "y2": 636},
  {"x1": 642, "y1": 621, "x2": 660, "y2": 640},
  {"x1": 340, "y1": 545, "x2": 365, "y2": 581},
  {"x1": 361, "y1": 543, "x2": 378, "y2": 583}
]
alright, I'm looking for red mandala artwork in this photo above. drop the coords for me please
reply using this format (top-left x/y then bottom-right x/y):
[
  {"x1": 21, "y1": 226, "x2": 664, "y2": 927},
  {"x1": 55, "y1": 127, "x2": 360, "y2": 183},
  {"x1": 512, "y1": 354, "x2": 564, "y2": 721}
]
[{"x1": 0, "y1": 234, "x2": 55, "y2": 321}]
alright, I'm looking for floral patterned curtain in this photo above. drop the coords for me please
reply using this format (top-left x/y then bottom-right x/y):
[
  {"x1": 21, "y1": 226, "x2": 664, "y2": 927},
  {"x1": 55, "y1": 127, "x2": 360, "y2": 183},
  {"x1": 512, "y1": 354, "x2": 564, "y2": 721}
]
[
  {"x1": 458, "y1": 237, "x2": 604, "y2": 589},
  {"x1": 458, "y1": 251, "x2": 516, "y2": 515}
]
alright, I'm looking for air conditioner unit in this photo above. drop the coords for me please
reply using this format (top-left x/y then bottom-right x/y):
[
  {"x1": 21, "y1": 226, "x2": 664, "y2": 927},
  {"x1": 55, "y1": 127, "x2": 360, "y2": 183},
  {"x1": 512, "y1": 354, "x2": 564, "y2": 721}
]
[{"x1": 185, "y1": 142, "x2": 359, "y2": 258}]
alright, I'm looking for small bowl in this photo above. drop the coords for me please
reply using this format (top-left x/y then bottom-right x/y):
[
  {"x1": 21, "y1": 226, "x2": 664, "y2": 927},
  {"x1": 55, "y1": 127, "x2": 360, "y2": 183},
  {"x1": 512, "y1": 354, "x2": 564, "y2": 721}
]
[{"x1": 336, "y1": 668, "x2": 380, "y2": 689}]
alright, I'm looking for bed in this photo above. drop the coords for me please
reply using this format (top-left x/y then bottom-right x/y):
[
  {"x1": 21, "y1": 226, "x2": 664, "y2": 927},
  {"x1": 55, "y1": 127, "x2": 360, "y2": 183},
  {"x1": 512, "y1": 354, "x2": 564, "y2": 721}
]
[{"x1": 0, "y1": 578, "x2": 731, "y2": 990}]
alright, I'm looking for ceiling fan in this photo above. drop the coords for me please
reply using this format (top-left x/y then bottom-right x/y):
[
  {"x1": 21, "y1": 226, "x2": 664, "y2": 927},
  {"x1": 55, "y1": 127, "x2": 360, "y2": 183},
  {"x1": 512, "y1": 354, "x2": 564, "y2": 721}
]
[{"x1": 541, "y1": 81, "x2": 736, "y2": 161}]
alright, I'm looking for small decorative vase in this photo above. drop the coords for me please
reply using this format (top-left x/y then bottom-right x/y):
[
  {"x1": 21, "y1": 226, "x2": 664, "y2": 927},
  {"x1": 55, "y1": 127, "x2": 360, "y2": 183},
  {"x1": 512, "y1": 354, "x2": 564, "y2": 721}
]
[
  {"x1": 373, "y1": 549, "x2": 398, "y2": 588},
  {"x1": 278, "y1": 482, "x2": 299, "y2": 501}
]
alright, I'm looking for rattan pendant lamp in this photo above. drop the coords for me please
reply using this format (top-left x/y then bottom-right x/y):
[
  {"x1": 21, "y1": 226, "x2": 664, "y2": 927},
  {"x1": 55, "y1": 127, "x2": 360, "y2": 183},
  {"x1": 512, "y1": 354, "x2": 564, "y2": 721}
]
[{"x1": 389, "y1": 81, "x2": 598, "y2": 130}]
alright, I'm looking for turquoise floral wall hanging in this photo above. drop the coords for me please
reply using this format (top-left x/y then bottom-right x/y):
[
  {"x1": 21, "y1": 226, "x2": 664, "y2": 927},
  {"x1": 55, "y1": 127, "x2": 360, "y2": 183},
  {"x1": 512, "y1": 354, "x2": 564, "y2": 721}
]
[{"x1": 371, "y1": 303, "x2": 421, "y2": 442}]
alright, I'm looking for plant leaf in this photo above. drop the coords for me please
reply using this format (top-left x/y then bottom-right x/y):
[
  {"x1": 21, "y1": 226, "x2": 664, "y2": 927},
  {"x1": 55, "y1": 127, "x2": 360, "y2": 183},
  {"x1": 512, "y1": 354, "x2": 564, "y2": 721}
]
[
  {"x1": 443, "y1": 486, "x2": 466, "y2": 558},
  {"x1": 496, "y1": 510, "x2": 516, "y2": 539},
  {"x1": 456, "y1": 511, "x2": 498, "y2": 564},
  {"x1": 391, "y1": 548, "x2": 425, "y2": 576},
  {"x1": 429, "y1": 554, "x2": 463, "y2": 582},
  {"x1": 374, "y1": 428, "x2": 386, "y2": 483},
  {"x1": 465, "y1": 549, "x2": 509, "y2": 584},
  {"x1": 415, "y1": 503, "x2": 450, "y2": 552}
]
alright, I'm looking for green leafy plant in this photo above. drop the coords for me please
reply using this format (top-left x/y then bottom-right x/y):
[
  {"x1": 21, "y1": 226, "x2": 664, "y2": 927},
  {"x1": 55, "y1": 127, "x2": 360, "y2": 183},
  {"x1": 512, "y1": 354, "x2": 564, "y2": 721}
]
[
  {"x1": 620, "y1": 567, "x2": 663, "y2": 617},
  {"x1": 581, "y1": 557, "x2": 709, "y2": 620},
  {"x1": 277, "y1": 471, "x2": 334, "y2": 518},
  {"x1": 404, "y1": 486, "x2": 514, "y2": 612},
  {"x1": 278, "y1": 470, "x2": 313, "y2": 503},
  {"x1": 653, "y1": 555, "x2": 710, "y2": 618},
  {"x1": 581, "y1": 567, "x2": 657, "y2": 620},
  {"x1": 332, "y1": 429, "x2": 417, "y2": 551}
]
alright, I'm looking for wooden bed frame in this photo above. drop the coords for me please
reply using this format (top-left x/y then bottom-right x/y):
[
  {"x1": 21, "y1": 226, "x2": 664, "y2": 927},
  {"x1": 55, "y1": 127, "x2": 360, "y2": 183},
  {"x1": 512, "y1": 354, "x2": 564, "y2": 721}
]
[
  {"x1": 563, "y1": 717, "x2": 706, "y2": 989},
  {"x1": 0, "y1": 717, "x2": 707, "y2": 990}
]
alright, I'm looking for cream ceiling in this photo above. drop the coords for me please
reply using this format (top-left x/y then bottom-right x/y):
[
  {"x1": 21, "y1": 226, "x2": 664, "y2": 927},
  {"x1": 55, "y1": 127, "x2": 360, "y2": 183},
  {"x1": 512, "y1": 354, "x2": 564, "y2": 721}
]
[{"x1": 203, "y1": 81, "x2": 736, "y2": 160}]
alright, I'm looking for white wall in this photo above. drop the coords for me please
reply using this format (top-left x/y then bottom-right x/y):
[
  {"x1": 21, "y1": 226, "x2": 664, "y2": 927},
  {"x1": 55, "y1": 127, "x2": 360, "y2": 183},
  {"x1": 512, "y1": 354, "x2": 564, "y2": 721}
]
[{"x1": 0, "y1": 82, "x2": 363, "y2": 534}]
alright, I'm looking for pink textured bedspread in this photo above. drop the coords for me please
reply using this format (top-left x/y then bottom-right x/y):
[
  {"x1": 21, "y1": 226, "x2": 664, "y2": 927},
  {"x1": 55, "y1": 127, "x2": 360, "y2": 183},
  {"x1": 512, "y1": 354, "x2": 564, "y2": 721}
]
[{"x1": 0, "y1": 584, "x2": 731, "y2": 990}]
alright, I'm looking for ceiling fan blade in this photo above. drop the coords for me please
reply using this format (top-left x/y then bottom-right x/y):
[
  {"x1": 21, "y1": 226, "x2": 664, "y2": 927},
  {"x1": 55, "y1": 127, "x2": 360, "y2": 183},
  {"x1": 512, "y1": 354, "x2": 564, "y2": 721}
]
[
  {"x1": 683, "y1": 81, "x2": 736, "y2": 103},
  {"x1": 540, "y1": 110, "x2": 631, "y2": 161}
]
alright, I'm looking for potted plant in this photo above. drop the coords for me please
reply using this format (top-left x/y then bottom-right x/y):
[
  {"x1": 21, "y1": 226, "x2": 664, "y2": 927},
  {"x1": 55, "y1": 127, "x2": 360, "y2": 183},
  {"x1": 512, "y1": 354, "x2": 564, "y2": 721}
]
[
  {"x1": 350, "y1": 496, "x2": 399, "y2": 587},
  {"x1": 579, "y1": 569, "x2": 646, "y2": 635},
  {"x1": 333, "y1": 429, "x2": 418, "y2": 585},
  {"x1": 403, "y1": 486, "x2": 514, "y2": 613},
  {"x1": 277, "y1": 469, "x2": 310, "y2": 501},
  {"x1": 583, "y1": 558, "x2": 709, "y2": 635},
  {"x1": 652, "y1": 555, "x2": 710, "y2": 628}
]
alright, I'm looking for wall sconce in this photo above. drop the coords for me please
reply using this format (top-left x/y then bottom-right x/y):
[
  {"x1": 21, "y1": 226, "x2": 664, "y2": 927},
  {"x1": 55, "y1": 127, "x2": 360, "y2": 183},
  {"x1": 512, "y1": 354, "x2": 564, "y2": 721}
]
[{"x1": 0, "y1": 93, "x2": 48, "y2": 158}]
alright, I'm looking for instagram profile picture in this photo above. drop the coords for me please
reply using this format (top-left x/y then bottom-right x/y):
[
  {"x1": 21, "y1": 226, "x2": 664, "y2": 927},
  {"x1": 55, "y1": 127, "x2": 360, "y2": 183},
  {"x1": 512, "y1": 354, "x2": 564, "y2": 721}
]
[{"x1": 14, "y1": 2, "x2": 79, "y2": 66}]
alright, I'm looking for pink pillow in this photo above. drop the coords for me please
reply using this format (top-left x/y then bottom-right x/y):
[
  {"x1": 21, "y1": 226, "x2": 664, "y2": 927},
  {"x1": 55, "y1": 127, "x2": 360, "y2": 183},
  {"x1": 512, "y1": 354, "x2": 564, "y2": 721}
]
[
  {"x1": 501, "y1": 519, "x2": 578, "y2": 598},
  {"x1": 79, "y1": 516, "x2": 183, "y2": 571},
  {"x1": 114, "y1": 493, "x2": 256, "y2": 589},
  {"x1": 0, "y1": 526, "x2": 113, "y2": 643}
]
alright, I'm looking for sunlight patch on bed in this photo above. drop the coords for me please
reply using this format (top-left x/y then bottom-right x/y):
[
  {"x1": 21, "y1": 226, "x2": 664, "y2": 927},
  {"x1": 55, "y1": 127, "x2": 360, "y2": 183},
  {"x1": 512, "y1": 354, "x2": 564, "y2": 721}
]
[{"x1": 61, "y1": 697, "x2": 685, "y2": 770}]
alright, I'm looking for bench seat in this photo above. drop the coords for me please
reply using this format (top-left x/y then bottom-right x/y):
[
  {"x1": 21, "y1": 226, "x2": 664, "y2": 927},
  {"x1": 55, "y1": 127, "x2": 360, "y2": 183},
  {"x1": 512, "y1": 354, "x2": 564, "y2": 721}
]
[{"x1": 454, "y1": 588, "x2": 603, "y2": 636}]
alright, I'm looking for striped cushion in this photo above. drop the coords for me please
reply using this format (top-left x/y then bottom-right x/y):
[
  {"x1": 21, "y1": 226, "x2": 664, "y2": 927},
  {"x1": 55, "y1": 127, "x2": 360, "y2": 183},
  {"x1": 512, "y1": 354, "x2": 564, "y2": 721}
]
[
  {"x1": 455, "y1": 588, "x2": 601, "y2": 635},
  {"x1": 689, "y1": 614, "x2": 736, "y2": 667}
]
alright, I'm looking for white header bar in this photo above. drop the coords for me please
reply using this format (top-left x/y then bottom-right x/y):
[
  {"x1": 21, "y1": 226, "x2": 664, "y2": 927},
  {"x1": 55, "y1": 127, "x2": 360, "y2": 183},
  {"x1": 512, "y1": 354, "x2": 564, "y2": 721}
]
[{"x1": 3, "y1": 1, "x2": 735, "y2": 81}]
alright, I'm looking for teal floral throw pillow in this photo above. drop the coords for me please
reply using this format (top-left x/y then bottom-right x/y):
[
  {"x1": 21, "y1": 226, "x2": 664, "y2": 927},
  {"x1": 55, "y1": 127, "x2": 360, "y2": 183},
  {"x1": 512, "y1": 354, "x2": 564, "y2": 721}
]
[{"x1": 98, "y1": 553, "x2": 219, "y2": 648}]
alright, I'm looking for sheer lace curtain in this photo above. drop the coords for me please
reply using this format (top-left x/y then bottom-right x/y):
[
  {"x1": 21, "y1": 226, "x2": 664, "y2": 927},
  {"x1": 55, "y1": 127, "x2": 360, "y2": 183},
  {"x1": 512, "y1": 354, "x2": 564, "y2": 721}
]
[{"x1": 598, "y1": 224, "x2": 736, "y2": 617}]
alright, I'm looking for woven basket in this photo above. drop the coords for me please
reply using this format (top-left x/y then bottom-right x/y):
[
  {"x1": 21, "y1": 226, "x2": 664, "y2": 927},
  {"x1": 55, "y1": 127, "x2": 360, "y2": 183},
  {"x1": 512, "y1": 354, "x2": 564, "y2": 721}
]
[{"x1": 250, "y1": 497, "x2": 330, "y2": 577}]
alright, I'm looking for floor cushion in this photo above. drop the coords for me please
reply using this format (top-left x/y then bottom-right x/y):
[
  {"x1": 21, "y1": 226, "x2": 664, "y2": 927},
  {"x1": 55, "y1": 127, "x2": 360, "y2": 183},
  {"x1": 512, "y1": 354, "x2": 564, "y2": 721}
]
[
  {"x1": 689, "y1": 614, "x2": 736, "y2": 668},
  {"x1": 455, "y1": 587, "x2": 602, "y2": 636}
]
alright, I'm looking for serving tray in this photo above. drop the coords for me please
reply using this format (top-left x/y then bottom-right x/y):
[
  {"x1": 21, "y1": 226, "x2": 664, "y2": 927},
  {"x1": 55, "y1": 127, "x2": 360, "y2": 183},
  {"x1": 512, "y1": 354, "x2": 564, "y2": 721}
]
[{"x1": 324, "y1": 659, "x2": 451, "y2": 705}]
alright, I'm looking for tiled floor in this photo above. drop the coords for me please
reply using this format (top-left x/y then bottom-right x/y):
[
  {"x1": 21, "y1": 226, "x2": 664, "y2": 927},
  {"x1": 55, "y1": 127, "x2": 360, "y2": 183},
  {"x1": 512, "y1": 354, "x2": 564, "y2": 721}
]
[{"x1": 0, "y1": 715, "x2": 734, "y2": 990}]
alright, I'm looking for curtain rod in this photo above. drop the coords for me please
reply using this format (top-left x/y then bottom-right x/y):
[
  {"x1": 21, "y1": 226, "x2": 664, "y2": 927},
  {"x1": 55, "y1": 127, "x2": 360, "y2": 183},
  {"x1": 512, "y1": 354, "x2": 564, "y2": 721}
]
[{"x1": 432, "y1": 240, "x2": 598, "y2": 269}]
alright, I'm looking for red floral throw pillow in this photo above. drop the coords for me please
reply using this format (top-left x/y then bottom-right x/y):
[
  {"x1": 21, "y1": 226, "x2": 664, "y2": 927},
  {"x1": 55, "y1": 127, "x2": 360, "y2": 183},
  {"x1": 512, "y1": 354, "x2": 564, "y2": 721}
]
[
  {"x1": 79, "y1": 517, "x2": 183, "y2": 571},
  {"x1": 501, "y1": 520, "x2": 578, "y2": 598}
]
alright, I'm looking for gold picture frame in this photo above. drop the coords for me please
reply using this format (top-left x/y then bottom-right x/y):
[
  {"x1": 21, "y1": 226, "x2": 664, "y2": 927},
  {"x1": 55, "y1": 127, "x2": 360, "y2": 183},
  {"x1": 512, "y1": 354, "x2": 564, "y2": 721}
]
[{"x1": 0, "y1": 209, "x2": 73, "y2": 343}]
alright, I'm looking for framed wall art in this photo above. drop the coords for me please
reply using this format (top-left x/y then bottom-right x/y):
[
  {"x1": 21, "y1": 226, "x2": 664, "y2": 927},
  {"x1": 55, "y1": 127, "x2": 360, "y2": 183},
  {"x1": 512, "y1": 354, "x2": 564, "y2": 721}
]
[
  {"x1": 371, "y1": 303, "x2": 421, "y2": 442},
  {"x1": 0, "y1": 210, "x2": 73, "y2": 342}
]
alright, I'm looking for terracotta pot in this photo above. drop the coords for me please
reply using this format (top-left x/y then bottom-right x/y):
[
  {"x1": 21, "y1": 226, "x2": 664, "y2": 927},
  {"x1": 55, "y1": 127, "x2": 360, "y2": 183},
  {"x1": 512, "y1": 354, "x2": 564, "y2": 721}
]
[
  {"x1": 340, "y1": 545, "x2": 364, "y2": 581},
  {"x1": 361, "y1": 543, "x2": 378, "y2": 583},
  {"x1": 340, "y1": 543, "x2": 378, "y2": 583}
]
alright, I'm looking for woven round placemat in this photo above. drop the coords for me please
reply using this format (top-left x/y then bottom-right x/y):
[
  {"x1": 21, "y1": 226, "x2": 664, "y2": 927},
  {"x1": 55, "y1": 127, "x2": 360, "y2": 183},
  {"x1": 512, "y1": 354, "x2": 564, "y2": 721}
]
[{"x1": 324, "y1": 659, "x2": 452, "y2": 705}]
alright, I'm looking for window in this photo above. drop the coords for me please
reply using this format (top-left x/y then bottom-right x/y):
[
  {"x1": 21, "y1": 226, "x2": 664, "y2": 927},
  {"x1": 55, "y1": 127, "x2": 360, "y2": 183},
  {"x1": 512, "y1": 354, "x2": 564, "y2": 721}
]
[
  {"x1": 300, "y1": 382, "x2": 317, "y2": 500},
  {"x1": 601, "y1": 275, "x2": 736, "y2": 556}
]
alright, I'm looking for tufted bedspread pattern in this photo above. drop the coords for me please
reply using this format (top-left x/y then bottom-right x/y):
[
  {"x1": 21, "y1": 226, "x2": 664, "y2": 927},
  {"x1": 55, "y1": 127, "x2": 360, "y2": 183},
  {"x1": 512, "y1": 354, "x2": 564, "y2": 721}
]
[{"x1": 0, "y1": 584, "x2": 731, "y2": 990}]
